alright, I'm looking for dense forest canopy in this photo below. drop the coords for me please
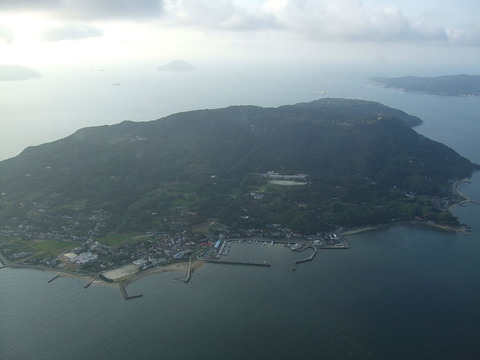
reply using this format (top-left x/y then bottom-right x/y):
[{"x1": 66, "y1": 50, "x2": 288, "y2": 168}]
[{"x1": 0, "y1": 99, "x2": 474, "y2": 237}]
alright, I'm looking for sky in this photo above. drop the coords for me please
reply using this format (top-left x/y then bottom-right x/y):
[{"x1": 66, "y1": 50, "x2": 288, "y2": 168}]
[{"x1": 0, "y1": 0, "x2": 479, "y2": 69}]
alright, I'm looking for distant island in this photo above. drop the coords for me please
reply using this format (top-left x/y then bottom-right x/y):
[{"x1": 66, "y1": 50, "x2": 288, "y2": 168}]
[
  {"x1": 0, "y1": 98, "x2": 476, "y2": 276},
  {"x1": 369, "y1": 74, "x2": 480, "y2": 96},
  {"x1": 158, "y1": 59, "x2": 196, "y2": 72},
  {"x1": 0, "y1": 65, "x2": 41, "y2": 81}
]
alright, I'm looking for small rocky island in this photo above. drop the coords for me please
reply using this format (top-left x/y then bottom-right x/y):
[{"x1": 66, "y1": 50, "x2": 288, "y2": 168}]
[
  {"x1": 0, "y1": 65, "x2": 41, "y2": 81},
  {"x1": 370, "y1": 74, "x2": 480, "y2": 96},
  {"x1": 158, "y1": 59, "x2": 196, "y2": 72}
]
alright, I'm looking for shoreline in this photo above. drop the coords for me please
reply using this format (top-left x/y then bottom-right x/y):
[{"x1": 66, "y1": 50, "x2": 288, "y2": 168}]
[
  {"x1": 342, "y1": 177, "x2": 478, "y2": 238},
  {"x1": 2, "y1": 177, "x2": 477, "y2": 287},
  {"x1": 450, "y1": 177, "x2": 480, "y2": 210},
  {"x1": 121, "y1": 260, "x2": 204, "y2": 287},
  {"x1": 0, "y1": 250, "x2": 201, "y2": 288},
  {"x1": 0, "y1": 251, "x2": 96, "y2": 280},
  {"x1": 341, "y1": 220, "x2": 470, "y2": 239}
]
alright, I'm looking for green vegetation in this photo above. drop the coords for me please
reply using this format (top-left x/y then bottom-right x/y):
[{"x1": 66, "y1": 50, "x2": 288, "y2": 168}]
[
  {"x1": 370, "y1": 74, "x2": 480, "y2": 96},
  {"x1": 32, "y1": 239, "x2": 72, "y2": 253},
  {"x1": 95, "y1": 233, "x2": 137, "y2": 247},
  {"x1": 0, "y1": 99, "x2": 475, "y2": 245}
]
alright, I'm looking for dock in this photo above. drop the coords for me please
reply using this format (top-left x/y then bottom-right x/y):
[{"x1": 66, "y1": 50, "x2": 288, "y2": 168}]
[
  {"x1": 205, "y1": 259, "x2": 271, "y2": 267},
  {"x1": 47, "y1": 274, "x2": 60, "y2": 283}
]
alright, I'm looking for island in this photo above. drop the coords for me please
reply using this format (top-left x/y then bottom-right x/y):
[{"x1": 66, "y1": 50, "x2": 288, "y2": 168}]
[
  {"x1": 0, "y1": 98, "x2": 476, "y2": 285},
  {"x1": 158, "y1": 59, "x2": 196, "y2": 72},
  {"x1": 0, "y1": 65, "x2": 41, "y2": 81},
  {"x1": 369, "y1": 74, "x2": 480, "y2": 96}
]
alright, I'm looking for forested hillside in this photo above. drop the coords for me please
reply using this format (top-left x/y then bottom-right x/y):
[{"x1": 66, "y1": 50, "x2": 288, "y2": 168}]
[{"x1": 0, "y1": 99, "x2": 474, "y2": 237}]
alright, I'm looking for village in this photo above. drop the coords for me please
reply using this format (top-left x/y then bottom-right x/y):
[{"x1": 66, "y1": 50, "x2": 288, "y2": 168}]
[
  {"x1": 0, "y1": 210, "x2": 349, "y2": 276},
  {"x1": 0, "y1": 171, "x2": 464, "y2": 276}
]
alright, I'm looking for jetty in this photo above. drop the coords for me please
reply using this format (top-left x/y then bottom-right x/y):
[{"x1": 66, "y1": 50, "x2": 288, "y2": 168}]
[
  {"x1": 293, "y1": 246, "x2": 317, "y2": 270},
  {"x1": 184, "y1": 258, "x2": 192, "y2": 283},
  {"x1": 47, "y1": 274, "x2": 60, "y2": 283},
  {"x1": 453, "y1": 179, "x2": 480, "y2": 206},
  {"x1": 205, "y1": 259, "x2": 271, "y2": 267},
  {"x1": 84, "y1": 279, "x2": 95, "y2": 289},
  {"x1": 119, "y1": 283, "x2": 143, "y2": 300}
]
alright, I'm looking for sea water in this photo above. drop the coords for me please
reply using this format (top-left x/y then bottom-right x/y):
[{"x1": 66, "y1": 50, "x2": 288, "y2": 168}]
[{"x1": 1, "y1": 63, "x2": 480, "y2": 359}]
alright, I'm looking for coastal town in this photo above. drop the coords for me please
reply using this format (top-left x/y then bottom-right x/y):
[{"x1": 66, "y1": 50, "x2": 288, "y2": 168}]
[
  {"x1": 0, "y1": 208, "x2": 348, "y2": 279},
  {"x1": 0, "y1": 172, "x2": 474, "y2": 285}
]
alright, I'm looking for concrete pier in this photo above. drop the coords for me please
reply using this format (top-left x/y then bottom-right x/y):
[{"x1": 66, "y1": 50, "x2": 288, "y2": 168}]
[{"x1": 205, "y1": 259, "x2": 271, "y2": 267}]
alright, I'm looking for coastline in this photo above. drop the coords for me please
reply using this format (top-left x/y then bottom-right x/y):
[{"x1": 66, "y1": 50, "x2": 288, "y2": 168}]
[
  {"x1": 1, "y1": 177, "x2": 477, "y2": 288},
  {"x1": 0, "y1": 249, "x2": 203, "y2": 288},
  {"x1": 0, "y1": 251, "x2": 96, "y2": 280},
  {"x1": 341, "y1": 220, "x2": 470, "y2": 239},
  {"x1": 342, "y1": 177, "x2": 478, "y2": 238},
  {"x1": 121, "y1": 260, "x2": 204, "y2": 287},
  {"x1": 450, "y1": 177, "x2": 480, "y2": 209}
]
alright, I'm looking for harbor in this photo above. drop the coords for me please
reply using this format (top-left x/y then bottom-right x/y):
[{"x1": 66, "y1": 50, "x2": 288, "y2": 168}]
[
  {"x1": 0, "y1": 234, "x2": 348, "y2": 301},
  {"x1": 200, "y1": 233, "x2": 348, "y2": 271}
]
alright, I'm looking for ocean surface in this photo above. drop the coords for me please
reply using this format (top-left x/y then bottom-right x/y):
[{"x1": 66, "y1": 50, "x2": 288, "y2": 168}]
[{"x1": 1, "y1": 62, "x2": 480, "y2": 359}]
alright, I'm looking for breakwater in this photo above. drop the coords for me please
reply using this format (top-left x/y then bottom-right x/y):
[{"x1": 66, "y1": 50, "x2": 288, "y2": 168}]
[
  {"x1": 47, "y1": 274, "x2": 60, "y2": 283},
  {"x1": 119, "y1": 283, "x2": 143, "y2": 300},
  {"x1": 84, "y1": 279, "x2": 95, "y2": 288},
  {"x1": 184, "y1": 258, "x2": 192, "y2": 283},
  {"x1": 293, "y1": 246, "x2": 317, "y2": 270},
  {"x1": 205, "y1": 259, "x2": 271, "y2": 267}
]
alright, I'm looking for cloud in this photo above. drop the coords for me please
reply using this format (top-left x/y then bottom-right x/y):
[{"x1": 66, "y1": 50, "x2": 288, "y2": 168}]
[
  {"x1": 263, "y1": 0, "x2": 480, "y2": 46},
  {"x1": 445, "y1": 26, "x2": 480, "y2": 46},
  {"x1": 163, "y1": 0, "x2": 277, "y2": 31},
  {"x1": 0, "y1": 0, "x2": 164, "y2": 20},
  {"x1": 0, "y1": 25, "x2": 13, "y2": 43},
  {"x1": 61, "y1": 0, "x2": 164, "y2": 20},
  {"x1": 43, "y1": 24, "x2": 103, "y2": 41},
  {"x1": 0, "y1": 0, "x2": 61, "y2": 11},
  {"x1": 1, "y1": 0, "x2": 479, "y2": 47}
]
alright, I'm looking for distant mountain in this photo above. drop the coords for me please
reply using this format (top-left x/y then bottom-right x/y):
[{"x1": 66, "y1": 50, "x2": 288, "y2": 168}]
[
  {"x1": 0, "y1": 65, "x2": 41, "y2": 81},
  {"x1": 0, "y1": 99, "x2": 473, "y2": 237},
  {"x1": 158, "y1": 59, "x2": 196, "y2": 72},
  {"x1": 370, "y1": 74, "x2": 480, "y2": 96}
]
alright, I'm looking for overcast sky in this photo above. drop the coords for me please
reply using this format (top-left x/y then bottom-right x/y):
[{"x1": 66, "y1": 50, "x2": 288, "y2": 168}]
[{"x1": 0, "y1": 0, "x2": 479, "y2": 68}]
